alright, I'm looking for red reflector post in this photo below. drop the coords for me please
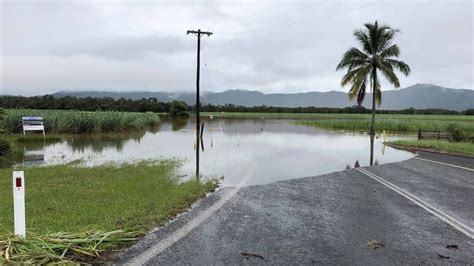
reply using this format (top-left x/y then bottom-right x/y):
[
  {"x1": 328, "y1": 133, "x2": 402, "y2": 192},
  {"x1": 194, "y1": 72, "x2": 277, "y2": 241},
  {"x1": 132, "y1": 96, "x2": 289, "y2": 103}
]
[{"x1": 16, "y1": 177, "x2": 22, "y2": 188}]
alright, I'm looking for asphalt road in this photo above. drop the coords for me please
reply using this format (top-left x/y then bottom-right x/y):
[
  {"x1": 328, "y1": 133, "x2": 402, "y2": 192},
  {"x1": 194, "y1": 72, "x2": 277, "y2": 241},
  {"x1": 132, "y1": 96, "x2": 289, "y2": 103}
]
[{"x1": 120, "y1": 152, "x2": 474, "y2": 265}]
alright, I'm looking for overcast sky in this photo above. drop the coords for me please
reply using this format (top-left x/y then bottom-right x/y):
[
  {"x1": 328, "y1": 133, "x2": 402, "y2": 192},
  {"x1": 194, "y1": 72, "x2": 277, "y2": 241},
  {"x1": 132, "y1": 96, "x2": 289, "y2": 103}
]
[{"x1": 1, "y1": 0, "x2": 473, "y2": 96}]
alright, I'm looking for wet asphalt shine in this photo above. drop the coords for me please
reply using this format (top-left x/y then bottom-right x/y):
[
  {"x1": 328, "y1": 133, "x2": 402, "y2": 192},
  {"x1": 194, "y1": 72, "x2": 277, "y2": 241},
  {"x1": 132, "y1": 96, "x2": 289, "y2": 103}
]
[{"x1": 120, "y1": 151, "x2": 474, "y2": 265}]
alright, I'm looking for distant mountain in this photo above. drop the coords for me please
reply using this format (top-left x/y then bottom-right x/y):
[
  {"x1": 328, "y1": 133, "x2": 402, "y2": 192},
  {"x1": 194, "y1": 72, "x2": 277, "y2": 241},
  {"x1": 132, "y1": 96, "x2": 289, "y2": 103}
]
[{"x1": 52, "y1": 84, "x2": 474, "y2": 111}]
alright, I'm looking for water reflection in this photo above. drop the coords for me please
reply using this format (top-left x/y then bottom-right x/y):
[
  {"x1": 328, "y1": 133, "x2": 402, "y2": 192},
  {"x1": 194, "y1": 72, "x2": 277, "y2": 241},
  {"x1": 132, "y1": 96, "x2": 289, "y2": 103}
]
[
  {"x1": 168, "y1": 117, "x2": 189, "y2": 131},
  {"x1": 65, "y1": 132, "x2": 145, "y2": 153},
  {"x1": 23, "y1": 142, "x2": 46, "y2": 165},
  {"x1": 16, "y1": 116, "x2": 415, "y2": 186}
]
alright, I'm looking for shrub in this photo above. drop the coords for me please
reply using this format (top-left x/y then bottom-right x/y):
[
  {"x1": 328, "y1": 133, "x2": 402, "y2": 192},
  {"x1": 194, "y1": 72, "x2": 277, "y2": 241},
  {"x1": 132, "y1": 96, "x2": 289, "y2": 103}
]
[
  {"x1": 0, "y1": 139, "x2": 11, "y2": 157},
  {"x1": 462, "y1": 109, "x2": 474, "y2": 115},
  {"x1": 170, "y1": 101, "x2": 189, "y2": 117},
  {"x1": 446, "y1": 123, "x2": 464, "y2": 142}
]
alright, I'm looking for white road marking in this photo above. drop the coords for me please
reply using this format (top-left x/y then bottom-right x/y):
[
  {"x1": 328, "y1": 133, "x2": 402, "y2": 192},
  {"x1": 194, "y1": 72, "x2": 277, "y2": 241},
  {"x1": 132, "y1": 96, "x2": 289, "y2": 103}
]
[
  {"x1": 128, "y1": 163, "x2": 257, "y2": 265},
  {"x1": 414, "y1": 157, "x2": 474, "y2": 172},
  {"x1": 356, "y1": 168, "x2": 474, "y2": 239}
]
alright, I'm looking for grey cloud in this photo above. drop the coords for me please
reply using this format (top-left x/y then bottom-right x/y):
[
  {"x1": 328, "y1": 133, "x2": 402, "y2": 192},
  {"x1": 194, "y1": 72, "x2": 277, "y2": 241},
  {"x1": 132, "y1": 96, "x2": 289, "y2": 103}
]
[
  {"x1": 50, "y1": 35, "x2": 194, "y2": 61},
  {"x1": 0, "y1": 0, "x2": 472, "y2": 96}
]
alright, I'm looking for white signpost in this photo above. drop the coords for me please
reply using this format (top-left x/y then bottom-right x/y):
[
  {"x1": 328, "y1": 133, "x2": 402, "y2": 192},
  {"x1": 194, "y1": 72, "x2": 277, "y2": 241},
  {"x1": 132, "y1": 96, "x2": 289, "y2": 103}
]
[
  {"x1": 13, "y1": 171, "x2": 26, "y2": 238},
  {"x1": 22, "y1": 116, "x2": 45, "y2": 137}
]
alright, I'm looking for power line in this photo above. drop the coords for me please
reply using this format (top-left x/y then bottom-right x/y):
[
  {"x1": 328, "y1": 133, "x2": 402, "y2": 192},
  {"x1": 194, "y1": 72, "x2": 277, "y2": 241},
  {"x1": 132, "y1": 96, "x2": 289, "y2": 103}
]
[
  {"x1": 201, "y1": 44, "x2": 214, "y2": 92},
  {"x1": 219, "y1": 1, "x2": 382, "y2": 35},
  {"x1": 214, "y1": 1, "x2": 325, "y2": 31}
]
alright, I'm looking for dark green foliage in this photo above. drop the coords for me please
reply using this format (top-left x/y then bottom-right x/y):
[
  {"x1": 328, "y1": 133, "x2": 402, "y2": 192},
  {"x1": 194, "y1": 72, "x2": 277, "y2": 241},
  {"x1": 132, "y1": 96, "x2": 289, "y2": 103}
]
[
  {"x1": 1, "y1": 95, "x2": 470, "y2": 116},
  {"x1": 199, "y1": 104, "x2": 466, "y2": 115},
  {"x1": 0, "y1": 139, "x2": 11, "y2": 157},
  {"x1": 462, "y1": 109, "x2": 474, "y2": 115},
  {"x1": 0, "y1": 95, "x2": 185, "y2": 113},
  {"x1": 170, "y1": 101, "x2": 190, "y2": 117},
  {"x1": 446, "y1": 123, "x2": 465, "y2": 142},
  {"x1": 0, "y1": 108, "x2": 5, "y2": 133}
]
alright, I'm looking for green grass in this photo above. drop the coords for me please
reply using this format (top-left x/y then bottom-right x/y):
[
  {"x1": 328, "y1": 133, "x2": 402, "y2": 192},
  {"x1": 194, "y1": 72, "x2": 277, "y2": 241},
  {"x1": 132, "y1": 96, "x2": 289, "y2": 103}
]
[
  {"x1": 390, "y1": 140, "x2": 474, "y2": 155},
  {"x1": 0, "y1": 161, "x2": 217, "y2": 235},
  {"x1": 2, "y1": 109, "x2": 160, "y2": 134},
  {"x1": 202, "y1": 112, "x2": 474, "y2": 133}
]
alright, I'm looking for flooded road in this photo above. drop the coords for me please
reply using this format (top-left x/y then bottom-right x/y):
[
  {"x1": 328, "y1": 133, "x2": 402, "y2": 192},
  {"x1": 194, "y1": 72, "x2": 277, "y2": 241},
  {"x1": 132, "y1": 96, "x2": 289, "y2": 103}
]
[{"x1": 20, "y1": 116, "x2": 415, "y2": 186}]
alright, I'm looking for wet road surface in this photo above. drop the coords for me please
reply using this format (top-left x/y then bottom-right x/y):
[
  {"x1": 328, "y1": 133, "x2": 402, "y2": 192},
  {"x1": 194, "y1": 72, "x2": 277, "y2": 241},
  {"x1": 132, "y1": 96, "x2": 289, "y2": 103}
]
[{"x1": 120, "y1": 152, "x2": 474, "y2": 265}]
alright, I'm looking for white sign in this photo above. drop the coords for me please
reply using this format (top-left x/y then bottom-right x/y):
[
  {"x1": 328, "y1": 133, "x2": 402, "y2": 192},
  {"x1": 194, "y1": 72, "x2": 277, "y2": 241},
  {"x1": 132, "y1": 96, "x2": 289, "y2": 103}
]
[
  {"x1": 23, "y1": 125, "x2": 45, "y2": 131},
  {"x1": 13, "y1": 171, "x2": 26, "y2": 238},
  {"x1": 22, "y1": 116, "x2": 45, "y2": 137}
]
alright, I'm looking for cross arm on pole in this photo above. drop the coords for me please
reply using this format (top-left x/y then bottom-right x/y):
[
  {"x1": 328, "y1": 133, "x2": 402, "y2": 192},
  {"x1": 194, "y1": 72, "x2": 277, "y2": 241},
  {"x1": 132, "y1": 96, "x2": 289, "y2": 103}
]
[{"x1": 187, "y1": 30, "x2": 213, "y2": 36}]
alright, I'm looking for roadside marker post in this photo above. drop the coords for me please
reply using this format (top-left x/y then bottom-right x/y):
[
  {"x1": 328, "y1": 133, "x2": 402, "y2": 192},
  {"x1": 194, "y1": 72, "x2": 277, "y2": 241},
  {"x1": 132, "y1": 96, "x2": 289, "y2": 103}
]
[{"x1": 13, "y1": 171, "x2": 26, "y2": 238}]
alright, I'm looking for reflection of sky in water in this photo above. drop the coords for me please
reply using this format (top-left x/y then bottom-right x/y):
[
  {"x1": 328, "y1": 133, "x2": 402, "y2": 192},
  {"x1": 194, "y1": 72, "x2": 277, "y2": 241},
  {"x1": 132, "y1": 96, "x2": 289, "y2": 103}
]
[{"x1": 20, "y1": 118, "x2": 415, "y2": 186}]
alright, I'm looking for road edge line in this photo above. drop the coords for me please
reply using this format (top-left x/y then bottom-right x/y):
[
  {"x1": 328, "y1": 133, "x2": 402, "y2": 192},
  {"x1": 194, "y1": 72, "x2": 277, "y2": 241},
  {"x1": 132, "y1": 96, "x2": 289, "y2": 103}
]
[
  {"x1": 356, "y1": 168, "x2": 474, "y2": 239},
  {"x1": 127, "y1": 163, "x2": 257, "y2": 265},
  {"x1": 414, "y1": 157, "x2": 474, "y2": 172}
]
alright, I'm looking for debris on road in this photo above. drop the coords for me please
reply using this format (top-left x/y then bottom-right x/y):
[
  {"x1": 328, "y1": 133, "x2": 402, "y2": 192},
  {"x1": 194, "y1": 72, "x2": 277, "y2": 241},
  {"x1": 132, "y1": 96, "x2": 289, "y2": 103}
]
[
  {"x1": 437, "y1": 254, "x2": 450, "y2": 259},
  {"x1": 367, "y1": 240, "x2": 385, "y2": 249},
  {"x1": 241, "y1": 251, "x2": 266, "y2": 261},
  {"x1": 445, "y1": 244, "x2": 458, "y2": 249}
]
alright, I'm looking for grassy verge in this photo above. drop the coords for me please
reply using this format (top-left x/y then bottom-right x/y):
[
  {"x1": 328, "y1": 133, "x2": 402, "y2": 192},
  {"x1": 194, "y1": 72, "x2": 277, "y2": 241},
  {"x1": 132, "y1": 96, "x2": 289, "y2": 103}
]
[
  {"x1": 0, "y1": 161, "x2": 217, "y2": 263},
  {"x1": 202, "y1": 112, "x2": 474, "y2": 133},
  {"x1": 389, "y1": 140, "x2": 474, "y2": 156},
  {"x1": 3, "y1": 109, "x2": 160, "y2": 134}
]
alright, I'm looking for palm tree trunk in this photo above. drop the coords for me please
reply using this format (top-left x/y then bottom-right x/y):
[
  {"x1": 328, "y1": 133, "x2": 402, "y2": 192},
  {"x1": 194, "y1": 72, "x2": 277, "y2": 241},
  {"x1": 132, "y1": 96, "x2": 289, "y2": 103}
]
[{"x1": 369, "y1": 68, "x2": 377, "y2": 166}]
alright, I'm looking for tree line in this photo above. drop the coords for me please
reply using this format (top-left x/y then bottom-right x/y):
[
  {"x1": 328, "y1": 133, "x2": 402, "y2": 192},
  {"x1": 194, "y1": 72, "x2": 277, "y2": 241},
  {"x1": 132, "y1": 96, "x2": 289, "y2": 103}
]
[
  {"x1": 0, "y1": 95, "x2": 172, "y2": 113},
  {"x1": 0, "y1": 95, "x2": 472, "y2": 115},
  {"x1": 200, "y1": 104, "x2": 473, "y2": 115}
]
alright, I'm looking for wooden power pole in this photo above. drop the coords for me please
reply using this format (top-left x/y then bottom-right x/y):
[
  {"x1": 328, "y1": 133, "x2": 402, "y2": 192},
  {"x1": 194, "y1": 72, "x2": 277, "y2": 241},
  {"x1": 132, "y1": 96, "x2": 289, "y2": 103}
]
[{"x1": 187, "y1": 29, "x2": 212, "y2": 178}]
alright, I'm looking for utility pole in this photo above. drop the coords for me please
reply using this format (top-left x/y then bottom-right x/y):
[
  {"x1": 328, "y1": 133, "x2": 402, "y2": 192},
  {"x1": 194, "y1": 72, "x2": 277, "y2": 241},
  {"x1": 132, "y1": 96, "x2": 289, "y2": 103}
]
[{"x1": 187, "y1": 29, "x2": 212, "y2": 178}]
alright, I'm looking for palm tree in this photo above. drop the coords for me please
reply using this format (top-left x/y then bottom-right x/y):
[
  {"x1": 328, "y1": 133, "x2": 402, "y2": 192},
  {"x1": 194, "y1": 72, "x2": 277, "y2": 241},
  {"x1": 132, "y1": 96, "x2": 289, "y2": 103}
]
[{"x1": 336, "y1": 21, "x2": 410, "y2": 165}]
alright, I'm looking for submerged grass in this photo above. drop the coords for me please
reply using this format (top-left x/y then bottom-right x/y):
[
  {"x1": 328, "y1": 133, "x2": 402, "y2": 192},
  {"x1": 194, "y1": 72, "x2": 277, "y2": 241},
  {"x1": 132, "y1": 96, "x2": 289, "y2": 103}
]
[
  {"x1": 0, "y1": 161, "x2": 217, "y2": 263},
  {"x1": 3, "y1": 109, "x2": 160, "y2": 134},
  {"x1": 389, "y1": 140, "x2": 474, "y2": 155}
]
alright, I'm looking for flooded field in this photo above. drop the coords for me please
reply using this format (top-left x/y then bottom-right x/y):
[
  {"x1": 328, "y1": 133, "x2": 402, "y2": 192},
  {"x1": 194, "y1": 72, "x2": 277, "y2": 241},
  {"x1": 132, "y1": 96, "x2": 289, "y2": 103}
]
[{"x1": 19, "y1": 116, "x2": 415, "y2": 186}]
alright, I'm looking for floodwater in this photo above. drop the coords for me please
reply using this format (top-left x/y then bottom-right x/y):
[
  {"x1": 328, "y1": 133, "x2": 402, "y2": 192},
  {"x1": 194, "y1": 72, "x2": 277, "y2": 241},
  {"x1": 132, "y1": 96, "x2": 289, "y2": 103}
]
[{"x1": 19, "y1": 116, "x2": 415, "y2": 186}]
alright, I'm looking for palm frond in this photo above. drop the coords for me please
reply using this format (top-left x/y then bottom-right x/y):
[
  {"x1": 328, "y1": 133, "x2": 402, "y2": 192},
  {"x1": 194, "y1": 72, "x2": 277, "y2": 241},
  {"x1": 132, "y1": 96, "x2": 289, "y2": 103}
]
[
  {"x1": 377, "y1": 29, "x2": 399, "y2": 52},
  {"x1": 353, "y1": 30, "x2": 373, "y2": 54},
  {"x1": 347, "y1": 66, "x2": 371, "y2": 105},
  {"x1": 342, "y1": 68, "x2": 360, "y2": 87},
  {"x1": 377, "y1": 59, "x2": 400, "y2": 88},
  {"x1": 374, "y1": 79, "x2": 382, "y2": 105},
  {"x1": 379, "y1": 44, "x2": 400, "y2": 58},
  {"x1": 384, "y1": 59, "x2": 411, "y2": 76},
  {"x1": 336, "y1": 47, "x2": 370, "y2": 71},
  {"x1": 357, "y1": 79, "x2": 367, "y2": 106},
  {"x1": 345, "y1": 65, "x2": 370, "y2": 87}
]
